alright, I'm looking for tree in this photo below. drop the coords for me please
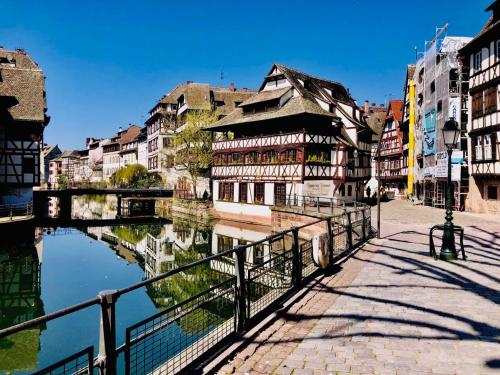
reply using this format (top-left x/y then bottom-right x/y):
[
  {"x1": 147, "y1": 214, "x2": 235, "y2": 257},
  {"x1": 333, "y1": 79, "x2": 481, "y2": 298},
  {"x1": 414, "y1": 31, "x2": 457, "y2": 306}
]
[
  {"x1": 111, "y1": 164, "x2": 148, "y2": 187},
  {"x1": 174, "y1": 109, "x2": 218, "y2": 198},
  {"x1": 57, "y1": 175, "x2": 68, "y2": 189}
]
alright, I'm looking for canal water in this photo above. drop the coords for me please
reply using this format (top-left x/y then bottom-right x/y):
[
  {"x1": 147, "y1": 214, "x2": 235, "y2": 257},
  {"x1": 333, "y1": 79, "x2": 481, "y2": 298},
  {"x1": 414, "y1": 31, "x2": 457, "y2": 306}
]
[{"x1": 0, "y1": 196, "x2": 274, "y2": 374}]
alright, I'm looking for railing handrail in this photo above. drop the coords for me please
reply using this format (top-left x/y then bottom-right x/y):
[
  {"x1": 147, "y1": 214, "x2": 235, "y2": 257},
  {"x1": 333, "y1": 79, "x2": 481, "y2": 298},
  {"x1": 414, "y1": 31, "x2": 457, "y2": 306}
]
[{"x1": 0, "y1": 203, "x2": 372, "y2": 374}]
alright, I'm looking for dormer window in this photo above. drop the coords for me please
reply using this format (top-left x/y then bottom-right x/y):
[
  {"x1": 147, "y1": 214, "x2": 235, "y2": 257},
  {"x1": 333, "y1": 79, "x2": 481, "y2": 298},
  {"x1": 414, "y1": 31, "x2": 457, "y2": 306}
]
[{"x1": 178, "y1": 94, "x2": 185, "y2": 107}]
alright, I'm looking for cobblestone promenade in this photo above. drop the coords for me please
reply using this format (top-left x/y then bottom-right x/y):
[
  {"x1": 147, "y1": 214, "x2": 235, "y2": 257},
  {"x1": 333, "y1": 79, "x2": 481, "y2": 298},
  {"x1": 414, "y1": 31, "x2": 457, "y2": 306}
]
[{"x1": 218, "y1": 202, "x2": 500, "y2": 375}]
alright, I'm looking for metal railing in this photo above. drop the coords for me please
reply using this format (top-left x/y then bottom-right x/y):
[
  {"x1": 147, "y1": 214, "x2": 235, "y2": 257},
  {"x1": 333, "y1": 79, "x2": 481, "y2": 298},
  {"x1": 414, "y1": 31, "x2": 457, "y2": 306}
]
[
  {"x1": 0, "y1": 206, "x2": 372, "y2": 375},
  {"x1": 0, "y1": 201, "x2": 34, "y2": 219},
  {"x1": 281, "y1": 194, "x2": 369, "y2": 215}
]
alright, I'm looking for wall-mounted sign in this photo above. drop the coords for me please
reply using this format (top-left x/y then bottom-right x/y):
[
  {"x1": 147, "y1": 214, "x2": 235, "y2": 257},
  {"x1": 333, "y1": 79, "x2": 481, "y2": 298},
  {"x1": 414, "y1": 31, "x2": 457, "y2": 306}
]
[
  {"x1": 435, "y1": 151, "x2": 462, "y2": 181},
  {"x1": 304, "y1": 181, "x2": 332, "y2": 197},
  {"x1": 449, "y1": 97, "x2": 461, "y2": 125}
]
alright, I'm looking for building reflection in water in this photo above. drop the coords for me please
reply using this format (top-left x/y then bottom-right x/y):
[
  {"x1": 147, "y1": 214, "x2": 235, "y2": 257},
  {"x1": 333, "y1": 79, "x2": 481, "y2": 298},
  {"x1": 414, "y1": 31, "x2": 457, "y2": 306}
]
[{"x1": 0, "y1": 228, "x2": 45, "y2": 373}]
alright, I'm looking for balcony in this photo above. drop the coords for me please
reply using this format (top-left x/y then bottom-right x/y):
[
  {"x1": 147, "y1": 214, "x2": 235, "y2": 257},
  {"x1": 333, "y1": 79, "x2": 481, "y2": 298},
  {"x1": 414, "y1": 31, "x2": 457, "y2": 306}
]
[{"x1": 213, "y1": 132, "x2": 336, "y2": 152}]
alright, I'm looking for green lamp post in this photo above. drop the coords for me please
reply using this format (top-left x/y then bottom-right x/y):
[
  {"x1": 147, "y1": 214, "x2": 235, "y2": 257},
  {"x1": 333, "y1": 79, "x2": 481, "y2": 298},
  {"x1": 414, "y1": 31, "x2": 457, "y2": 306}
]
[{"x1": 439, "y1": 117, "x2": 460, "y2": 261}]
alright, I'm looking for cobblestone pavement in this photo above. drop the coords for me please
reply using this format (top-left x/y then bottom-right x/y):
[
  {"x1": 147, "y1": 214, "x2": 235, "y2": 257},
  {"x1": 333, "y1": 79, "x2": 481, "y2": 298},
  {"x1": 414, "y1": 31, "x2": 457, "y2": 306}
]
[{"x1": 218, "y1": 202, "x2": 500, "y2": 375}]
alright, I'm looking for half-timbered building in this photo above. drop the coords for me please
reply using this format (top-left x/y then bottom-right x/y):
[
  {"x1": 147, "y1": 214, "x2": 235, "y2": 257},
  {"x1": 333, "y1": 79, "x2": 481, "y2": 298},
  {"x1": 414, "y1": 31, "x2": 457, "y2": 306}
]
[
  {"x1": 145, "y1": 82, "x2": 256, "y2": 192},
  {"x1": 0, "y1": 48, "x2": 50, "y2": 205},
  {"x1": 460, "y1": 0, "x2": 500, "y2": 212},
  {"x1": 377, "y1": 100, "x2": 408, "y2": 196},
  {"x1": 206, "y1": 64, "x2": 374, "y2": 219}
]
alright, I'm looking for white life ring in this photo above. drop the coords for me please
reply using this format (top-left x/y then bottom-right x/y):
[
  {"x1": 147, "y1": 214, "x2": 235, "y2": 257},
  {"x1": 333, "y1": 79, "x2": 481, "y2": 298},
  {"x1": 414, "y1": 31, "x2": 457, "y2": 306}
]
[{"x1": 312, "y1": 232, "x2": 330, "y2": 269}]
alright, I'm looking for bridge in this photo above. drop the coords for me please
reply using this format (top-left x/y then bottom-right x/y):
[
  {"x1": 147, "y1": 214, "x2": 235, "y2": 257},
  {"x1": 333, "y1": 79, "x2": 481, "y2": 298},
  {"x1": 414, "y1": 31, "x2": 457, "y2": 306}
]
[{"x1": 33, "y1": 188, "x2": 173, "y2": 220}]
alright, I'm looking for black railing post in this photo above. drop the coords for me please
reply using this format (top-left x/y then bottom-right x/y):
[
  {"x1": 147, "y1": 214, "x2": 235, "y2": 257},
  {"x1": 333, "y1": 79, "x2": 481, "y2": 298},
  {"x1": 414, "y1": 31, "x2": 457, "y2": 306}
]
[
  {"x1": 291, "y1": 227, "x2": 301, "y2": 288},
  {"x1": 346, "y1": 212, "x2": 353, "y2": 250},
  {"x1": 361, "y1": 208, "x2": 366, "y2": 241},
  {"x1": 316, "y1": 197, "x2": 320, "y2": 213},
  {"x1": 234, "y1": 246, "x2": 247, "y2": 333},
  {"x1": 330, "y1": 198, "x2": 334, "y2": 215},
  {"x1": 98, "y1": 290, "x2": 119, "y2": 375},
  {"x1": 326, "y1": 217, "x2": 334, "y2": 266}
]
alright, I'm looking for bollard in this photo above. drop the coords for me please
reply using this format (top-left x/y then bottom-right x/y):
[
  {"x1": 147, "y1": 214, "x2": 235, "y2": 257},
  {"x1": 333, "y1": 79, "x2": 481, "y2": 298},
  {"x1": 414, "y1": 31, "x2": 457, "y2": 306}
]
[
  {"x1": 98, "y1": 290, "x2": 119, "y2": 375},
  {"x1": 290, "y1": 227, "x2": 301, "y2": 288},
  {"x1": 317, "y1": 197, "x2": 320, "y2": 213},
  {"x1": 234, "y1": 246, "x2": 247, "y2": 332}
]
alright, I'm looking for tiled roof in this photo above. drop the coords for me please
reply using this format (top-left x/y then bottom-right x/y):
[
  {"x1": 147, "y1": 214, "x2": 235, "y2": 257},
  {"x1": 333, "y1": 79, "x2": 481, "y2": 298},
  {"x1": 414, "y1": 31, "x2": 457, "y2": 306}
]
[
  {"x1": 239, "y1": 87, "x2": 291, "y2": 107},
  {"x1": 386, "y1": 100, "x2": 404, "y2": 122},
  {"x1": 206, "y1": 63, "x2": 360, "y2": 132},
  {"x1": 205, "y1": 96, "x2": 336, "y2": 131},
  {"x1": 0, "y1": 48, "x2": 47, "y2": 123}
]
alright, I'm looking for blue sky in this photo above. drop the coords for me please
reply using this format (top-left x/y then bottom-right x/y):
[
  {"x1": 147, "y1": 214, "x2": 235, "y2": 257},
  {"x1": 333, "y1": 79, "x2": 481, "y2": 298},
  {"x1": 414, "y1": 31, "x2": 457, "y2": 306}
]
[{"x1": 0, "y1": 0, "x2": 492, "y2": 150}]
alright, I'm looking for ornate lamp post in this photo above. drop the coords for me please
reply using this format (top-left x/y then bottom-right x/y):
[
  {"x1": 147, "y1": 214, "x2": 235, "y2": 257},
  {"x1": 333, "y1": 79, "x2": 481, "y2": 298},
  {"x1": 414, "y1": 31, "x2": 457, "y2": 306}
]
[
  {"x1": 353, "y1": 149, "x2": 359, "y2": 200},
  {"x1": 439, "y1": 117, "x2": 460, "y2": 261}
]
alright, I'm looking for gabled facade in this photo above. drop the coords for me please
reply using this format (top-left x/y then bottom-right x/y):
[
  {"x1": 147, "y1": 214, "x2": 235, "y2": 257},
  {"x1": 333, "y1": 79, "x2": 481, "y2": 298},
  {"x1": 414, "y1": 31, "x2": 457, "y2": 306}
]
[
  {"x1": 377, "y1": 100, "x2": 408, "y2": 195},
  {"x1": 145, "y1": 82, "x2": 257, "y2": 192},
  {"x1": 460, "y1": 0, "x2": 500, "y2": 212},
  {"x1": 0, "y1": 48, "x2": 50, "y2": 205},
  {"x1": 41, "y1": 144, "x2": 61, "y2": 186},
  {"x1": 206, "y1": 64, "x2": 374, "y2": 219},
  {"x1": 102, "y1": 125, "x2": 141, "y2": 180}
]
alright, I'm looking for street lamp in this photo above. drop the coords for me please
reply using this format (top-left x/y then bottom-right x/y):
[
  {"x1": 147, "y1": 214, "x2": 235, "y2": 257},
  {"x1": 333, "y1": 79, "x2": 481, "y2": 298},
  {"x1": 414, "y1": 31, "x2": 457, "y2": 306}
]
[{"x1": 439, "y1": 117, "x2": 460, "y2": 261}]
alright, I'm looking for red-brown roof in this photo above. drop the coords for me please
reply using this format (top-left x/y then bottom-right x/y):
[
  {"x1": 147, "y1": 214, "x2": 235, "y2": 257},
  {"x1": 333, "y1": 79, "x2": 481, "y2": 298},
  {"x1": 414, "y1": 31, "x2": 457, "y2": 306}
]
[{"x1": 386, "y1": 100, "x2": 404, "y2": 122}]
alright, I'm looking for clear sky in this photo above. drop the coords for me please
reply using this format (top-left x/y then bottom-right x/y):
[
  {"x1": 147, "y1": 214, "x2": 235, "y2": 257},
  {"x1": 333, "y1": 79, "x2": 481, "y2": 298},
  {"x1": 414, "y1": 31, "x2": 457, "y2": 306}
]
[{"x1": 0, "y1": 0, "x2": 492, "y2": 150}]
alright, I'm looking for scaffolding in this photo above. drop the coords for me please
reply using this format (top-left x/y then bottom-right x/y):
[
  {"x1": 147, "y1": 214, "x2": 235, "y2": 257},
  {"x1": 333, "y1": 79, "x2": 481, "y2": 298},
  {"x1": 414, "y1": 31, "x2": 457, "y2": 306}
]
[{"x1": 412, "y1": 25, "x2": 471, "y2": 211}]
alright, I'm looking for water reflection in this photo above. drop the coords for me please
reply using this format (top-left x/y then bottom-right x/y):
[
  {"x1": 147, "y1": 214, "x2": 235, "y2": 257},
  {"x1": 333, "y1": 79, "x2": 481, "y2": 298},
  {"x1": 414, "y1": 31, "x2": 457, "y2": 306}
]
[
  {"x1": 0, "y1": 195, "x2": 278, "y2": 374},
  {"x1": 0, "y1": 230, "x2": 45, "y2": 373}
]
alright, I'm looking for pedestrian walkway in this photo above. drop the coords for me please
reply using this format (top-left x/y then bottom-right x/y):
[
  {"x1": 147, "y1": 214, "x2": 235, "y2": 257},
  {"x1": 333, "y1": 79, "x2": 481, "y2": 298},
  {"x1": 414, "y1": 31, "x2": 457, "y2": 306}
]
[{"x1": 217, "y1": 211, "x2": 500, "y2": 374}]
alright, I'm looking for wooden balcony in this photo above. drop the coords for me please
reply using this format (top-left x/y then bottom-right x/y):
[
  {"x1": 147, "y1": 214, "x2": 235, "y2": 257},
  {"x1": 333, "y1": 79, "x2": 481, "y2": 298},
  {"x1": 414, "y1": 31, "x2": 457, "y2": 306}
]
[{"x1": 213, "y1": 131, "x2": 336, "y2": 152}]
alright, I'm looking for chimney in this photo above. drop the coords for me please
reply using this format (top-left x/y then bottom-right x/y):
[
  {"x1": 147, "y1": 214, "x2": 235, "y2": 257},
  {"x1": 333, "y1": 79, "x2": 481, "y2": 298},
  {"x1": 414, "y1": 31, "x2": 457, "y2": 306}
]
[
  {"x1": 118, "y1": 126, "x2": 122, "y2": 133},
  {"x1": 229, "y1": 82, "x2": 235, "y2": 92},
  {"x1": 364, "y1": 100, "x2": 369, "y2": 113},
  {"x1": 186, "y1": 80, "x2": 193, "y2": 84}
]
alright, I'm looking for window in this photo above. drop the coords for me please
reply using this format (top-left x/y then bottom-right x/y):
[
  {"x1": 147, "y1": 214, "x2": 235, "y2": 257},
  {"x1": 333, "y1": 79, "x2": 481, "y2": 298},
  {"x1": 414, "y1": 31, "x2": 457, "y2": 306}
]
[
  {"x1": 22, "y1": 156, "x2": 35, "y2": 174},
  {"x1": 487, "y1": 186, "x2": 498, "y2": 200},
  {"x1": 218, "y1": 182, "x2": 234, "y2": 201},
  {"x1": 437, "y1": 100, "x2": 443, "y2": 113},
  {"x1": 472, "y1": 92, "x2": 484, "y2": 119},
  {"x1": 497, "y1": 40, "x2": 500, "y2": 60},
  {"x1": 274, "y1": 183, "x2": 286, "y2": 206},
  {"x1": 475, "y1": 136, "x2": 483, "y2": 161},
  {"x1": 254, "y1": 243, "x2": 265, "y2": 265},
  {"x1": 339, "y1": 184, "x2": 345, "y2": 197},
  {"x1": 474, "y1": 51, "x2": 482, "y2": 71},
  {"x1": 347, "y1": 185, "x2": 353, "y2": 197},
  {"x1": 484, "y1": 134, "x2": 493, "y2": 160},
  {"x1": 239, "y1": 183, "x2": 247, "y2": 203},
  {"x1": 254, "y1": 183, "x2": 265, "y2": 204},
  {"x1": 430, "y1": 81, "x2": 436, "y2": 93},
  {"x1": 217, "y1": 235, "x2": 233, "y2": 252}
]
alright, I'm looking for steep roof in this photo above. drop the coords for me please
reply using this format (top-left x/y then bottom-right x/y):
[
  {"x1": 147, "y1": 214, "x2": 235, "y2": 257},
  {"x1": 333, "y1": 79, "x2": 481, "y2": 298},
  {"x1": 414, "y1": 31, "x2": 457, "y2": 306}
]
[
  {"x1": 207, "y1": 63, "x2": 362, "y2": 132},
  {"x1": 153, "y1": 82, "x2": 256, "y2": 115},
  {"x1": 270, "y1": 64, "x2": 356, "y2": 106},
  {"x1": 0, "y1": 48, "x2": 47, "y2": 123},
  {"x1": 205, "y1": 96, "x2": 337, "y2": 131},
  {"x1": 385, "y1": 100, "x2": 404, "y2": 122}
]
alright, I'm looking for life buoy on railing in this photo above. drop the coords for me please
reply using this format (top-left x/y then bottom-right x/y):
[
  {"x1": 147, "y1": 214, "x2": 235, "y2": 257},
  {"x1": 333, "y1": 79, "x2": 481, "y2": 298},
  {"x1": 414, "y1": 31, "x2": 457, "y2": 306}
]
[{"x1": 312, "y1": 232, "x2": 329, "y2": 269}]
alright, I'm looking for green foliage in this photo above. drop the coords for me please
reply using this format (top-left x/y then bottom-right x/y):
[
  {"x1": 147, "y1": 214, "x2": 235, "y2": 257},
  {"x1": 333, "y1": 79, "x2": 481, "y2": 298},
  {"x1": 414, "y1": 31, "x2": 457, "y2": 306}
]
[
  {"x1": 174, "y1": 109, "x2": 218, "y2": 196},
  {"x1": 57, "y1": 175, "x2": 68, "y2": 189},
  {"x1": 110, "y1": 164, "x2": 162, "y2": 188}
]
